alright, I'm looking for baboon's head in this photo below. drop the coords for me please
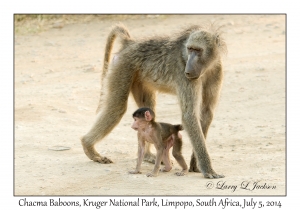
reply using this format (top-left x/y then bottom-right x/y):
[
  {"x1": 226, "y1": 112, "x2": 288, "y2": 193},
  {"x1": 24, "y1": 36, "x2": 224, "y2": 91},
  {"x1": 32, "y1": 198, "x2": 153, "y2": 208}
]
[
  {"x1": 131, "y1": 107, "x2": 155, "y2": 131},
  {"x1": 184, "y1": 30, "x2": 223, "y2": 80}
]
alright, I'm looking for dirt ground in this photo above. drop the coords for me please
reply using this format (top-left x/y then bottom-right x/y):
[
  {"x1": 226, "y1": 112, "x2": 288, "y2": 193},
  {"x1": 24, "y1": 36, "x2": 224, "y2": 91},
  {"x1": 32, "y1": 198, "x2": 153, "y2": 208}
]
[{"x1": 14, "y1": 15, "x2": 285, "y2": 196}]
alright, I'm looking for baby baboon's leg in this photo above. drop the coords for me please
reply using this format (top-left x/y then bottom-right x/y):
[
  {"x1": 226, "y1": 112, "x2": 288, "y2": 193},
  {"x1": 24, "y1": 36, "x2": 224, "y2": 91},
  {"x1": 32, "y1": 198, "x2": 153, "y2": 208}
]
[
  {"x1": 129, "y1": 135, "x2": 145, "y2": 174},
  {"x1": 131, "y1": 82, "x2": 157, "y2": 163},
  {"x1": 146, "y1": 147, "x2": 163, "y2": 177},
  {"x1": 160, "y1": 139, "x2": 173, "y2": 172},
  {"x1": 172, "y1": 134, "x2": 188, "y2": 176},
  {"x1": 189, "y1": 66, "x2": 223, "y2": 172},
  {"x1": 81, "y1": 64, "x2": 134, "y2": 163},
  {"x1": 160, "y1": 149, "x2": 172, "y2": 172}
]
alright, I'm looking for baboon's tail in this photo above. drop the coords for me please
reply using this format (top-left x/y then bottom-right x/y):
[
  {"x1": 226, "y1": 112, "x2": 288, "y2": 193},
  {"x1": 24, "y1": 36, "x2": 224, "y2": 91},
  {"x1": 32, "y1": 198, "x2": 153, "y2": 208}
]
[
  {"x1": 102, "y1": 24, "x2": 131, "y2": 78},
  {"x1": 96, "y1": 24, "x2": 130, "y2": 114},
  {"x1": 174, "y1": 124, "x2": 184, "y2": 131}
]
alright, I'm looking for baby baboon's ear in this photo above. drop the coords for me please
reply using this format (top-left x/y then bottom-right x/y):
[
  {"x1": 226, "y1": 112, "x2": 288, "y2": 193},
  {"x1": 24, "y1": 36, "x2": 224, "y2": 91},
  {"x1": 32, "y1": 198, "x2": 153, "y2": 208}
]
[{"x1": 144, "y1": 111, "x2": 153, "y2": 122}]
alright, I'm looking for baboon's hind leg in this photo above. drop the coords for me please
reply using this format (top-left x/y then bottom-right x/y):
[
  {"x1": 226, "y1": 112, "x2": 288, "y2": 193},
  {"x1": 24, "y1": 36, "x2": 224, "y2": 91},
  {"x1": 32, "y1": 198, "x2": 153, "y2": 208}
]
[
  {"x1": 131, "y1": 81, "x2": 157, "y2": 163},
  {"x1": 81, "y1": 65, "x2": 133, "y2": 163},
  {"x1": 81, "y1": 136, "x2": 113, "y2": 164}
]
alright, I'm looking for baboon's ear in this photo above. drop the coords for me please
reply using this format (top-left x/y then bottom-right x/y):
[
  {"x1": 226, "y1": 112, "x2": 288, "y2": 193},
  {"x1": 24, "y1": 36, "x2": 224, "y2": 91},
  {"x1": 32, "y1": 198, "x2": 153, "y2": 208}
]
[{"x1": 144, "y1": 111, "x2": 153, "y2": 121}]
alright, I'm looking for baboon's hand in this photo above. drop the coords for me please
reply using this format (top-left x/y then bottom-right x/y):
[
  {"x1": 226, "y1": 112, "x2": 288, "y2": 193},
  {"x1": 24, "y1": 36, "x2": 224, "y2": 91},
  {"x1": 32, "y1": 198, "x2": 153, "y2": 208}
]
[
  {"x1": 203, "y1": 172, "x2": 224, "y2": 179},
  {"x1": 129, "y1": 170, "x2": 141, "y2": 174}
]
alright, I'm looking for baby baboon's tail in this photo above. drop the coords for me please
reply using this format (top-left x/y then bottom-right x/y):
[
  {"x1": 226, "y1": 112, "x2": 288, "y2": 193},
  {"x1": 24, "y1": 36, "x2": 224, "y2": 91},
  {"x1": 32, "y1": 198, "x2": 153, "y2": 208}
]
[{"x1": 174, "y1": 124, "x2": 184, "y2": 131}]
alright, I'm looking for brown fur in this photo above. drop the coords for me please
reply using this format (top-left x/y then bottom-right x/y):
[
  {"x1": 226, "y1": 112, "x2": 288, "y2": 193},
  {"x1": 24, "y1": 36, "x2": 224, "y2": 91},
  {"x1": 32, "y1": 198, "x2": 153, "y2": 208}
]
[
  {"x1": 130, "y1": 107, "x2": 187, "y2": 177},
  {"x1": 81, "y1": 23, "x2": 226, "y2": 178}
]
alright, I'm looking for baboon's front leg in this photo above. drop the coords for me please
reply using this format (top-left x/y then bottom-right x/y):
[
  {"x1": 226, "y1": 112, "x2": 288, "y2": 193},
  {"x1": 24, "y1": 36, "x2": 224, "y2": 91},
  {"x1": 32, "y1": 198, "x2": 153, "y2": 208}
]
[
  {"x1": 182, "y1": 113, "x2": 223, "y2": 178},
  {"x1": 189, "y1": 153, "x2": 201, "y2": 172},
  {"x1": 179, "y1": 86, "x2": 223, "y2": 178},
  {"x1": 189, "y1": 66, "x2": 223, "y2": 173}
]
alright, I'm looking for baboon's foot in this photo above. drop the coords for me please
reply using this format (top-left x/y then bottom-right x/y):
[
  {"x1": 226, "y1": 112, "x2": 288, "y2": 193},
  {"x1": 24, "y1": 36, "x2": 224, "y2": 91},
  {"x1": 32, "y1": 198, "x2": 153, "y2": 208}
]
[
  {"x1": 203, "y1": 172, "x2": 224, "y2": 179},
  {"x1": 82, "y1": 147, "x2": 113, "y2": 163},
  {"x1": 93, "y1": 156, "x2": 113, "y2": 164},
  {"x1": 143, "y1": 152, "x2": 156, "y2": 164},
  {"x1": 160, "y1": 166, "x2": 172, "y2": 172},
  {"x1": 81, "y1": 137, "x2": 113, "y2": 163},
  {"x1": 129, "y1": 170, "x2": 142, "y2": 174},
  {"x1": 82, "y1": 147, "x2": 112, "y2": 163},
  {"x1": 81, "y1": 137, "x2": 97, "y2": 159},
  {"x1": 175, "y1": 169, "x2": 188, "y2": 176},
  {"x1": 146, "y1": 172, "x2": 158, "y2": 177},
  {"x1": 189, "y1": 164, "x2": 201, "y2": 173}
]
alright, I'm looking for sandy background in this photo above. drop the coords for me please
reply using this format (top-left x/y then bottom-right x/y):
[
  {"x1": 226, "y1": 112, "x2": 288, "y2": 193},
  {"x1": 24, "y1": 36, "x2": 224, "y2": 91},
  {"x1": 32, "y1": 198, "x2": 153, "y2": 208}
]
[{"x1": 14, "y1": 15, "x2": 285, "y2": 196}]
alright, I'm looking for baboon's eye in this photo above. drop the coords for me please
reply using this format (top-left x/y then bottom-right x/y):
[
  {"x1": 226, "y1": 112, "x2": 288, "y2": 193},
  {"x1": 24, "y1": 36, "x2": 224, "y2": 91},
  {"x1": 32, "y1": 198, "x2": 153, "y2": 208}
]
[
  {"x1": 194, "y1": 48, "x2": 203, "y2": 54},
  {"x1": 187, "y1": 47, "x2": 203, "y2": 55}
]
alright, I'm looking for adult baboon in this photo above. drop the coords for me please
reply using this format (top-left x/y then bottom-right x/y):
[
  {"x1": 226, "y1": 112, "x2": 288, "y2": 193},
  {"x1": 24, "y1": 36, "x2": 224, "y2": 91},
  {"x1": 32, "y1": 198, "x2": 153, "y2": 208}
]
[
  {"x1": 130, "y1": 107, "x2": 188, "y2": 177},
  {"x1": 81, "y1": 23, "x2": 227, "y2": 178}
]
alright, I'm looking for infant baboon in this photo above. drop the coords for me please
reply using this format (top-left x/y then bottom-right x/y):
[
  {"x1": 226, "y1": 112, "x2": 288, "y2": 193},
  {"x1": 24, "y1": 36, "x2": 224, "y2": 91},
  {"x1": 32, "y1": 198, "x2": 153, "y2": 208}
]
[
  {"x1": 129, "y1": 107, "x2": 188, "y2": 177},
  {"x1": 81, "y1": 23, "x2": 227, "y2": 179}
]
